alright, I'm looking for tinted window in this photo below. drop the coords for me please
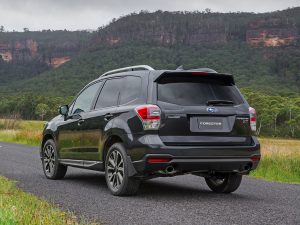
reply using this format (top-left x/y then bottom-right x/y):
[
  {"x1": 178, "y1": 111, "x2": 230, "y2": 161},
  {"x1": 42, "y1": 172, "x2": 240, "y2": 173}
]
[
  {"x1": 158, "y1": 79, "x2": 243, "y2": 106},
  {"x1": 72, "y1": 82, "x2": 102, "y2": 114},
  {"x1": 95, "y1": 78, "x2": 122, "y2": 109},
  {"x1": 120, "y1": 76, "x2": 142, "y2": 105}
]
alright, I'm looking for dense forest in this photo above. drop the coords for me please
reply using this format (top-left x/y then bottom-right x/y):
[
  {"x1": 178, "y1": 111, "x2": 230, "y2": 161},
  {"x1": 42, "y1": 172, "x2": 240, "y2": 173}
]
[{"x1": 0, "y1": 8, "x2": 300, "y2": 138}]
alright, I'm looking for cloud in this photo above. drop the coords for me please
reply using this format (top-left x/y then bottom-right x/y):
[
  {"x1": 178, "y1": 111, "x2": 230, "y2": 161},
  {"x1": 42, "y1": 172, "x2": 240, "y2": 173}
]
[{"x1": 0, "y1": 0, "x2": 299, "y2": 31}]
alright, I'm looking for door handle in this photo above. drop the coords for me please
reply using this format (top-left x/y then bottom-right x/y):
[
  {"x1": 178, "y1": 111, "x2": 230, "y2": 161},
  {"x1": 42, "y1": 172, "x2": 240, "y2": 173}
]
[
  {"x1": 77, "y1": 119, "x2": 85, "y2": 126},
  {"x1": 104, "y1": 113, "x2": 113, "y2": 121}
]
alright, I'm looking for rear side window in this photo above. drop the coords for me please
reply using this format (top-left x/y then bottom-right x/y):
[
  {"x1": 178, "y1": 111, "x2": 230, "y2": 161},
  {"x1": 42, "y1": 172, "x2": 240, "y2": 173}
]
[
  {"x1": 157, "y1": 78, "x2": 243, "y2": 106},
  {"x1": 120, "y1": 76, "x2": 142, "y2": 105},
  {"x1": 95, "y1": 78, "x2": 123, "y2": 109}
]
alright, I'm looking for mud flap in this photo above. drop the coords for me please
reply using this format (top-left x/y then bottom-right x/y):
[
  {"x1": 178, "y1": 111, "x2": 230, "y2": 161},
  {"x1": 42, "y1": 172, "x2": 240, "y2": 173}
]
[{"x1": 127, "y1": 156, "x2": 138, "y2": 177}]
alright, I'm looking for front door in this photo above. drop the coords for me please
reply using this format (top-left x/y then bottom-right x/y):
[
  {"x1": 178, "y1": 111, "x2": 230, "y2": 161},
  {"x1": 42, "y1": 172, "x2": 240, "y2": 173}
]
[{"x1": 57, "y1": 81, "x2": 103, "y2": 159}]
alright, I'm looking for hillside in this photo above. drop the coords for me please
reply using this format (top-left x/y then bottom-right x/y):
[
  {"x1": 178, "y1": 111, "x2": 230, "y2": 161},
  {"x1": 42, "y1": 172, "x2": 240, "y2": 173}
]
[
  {"x1": 1, "y1": 8, "x2": 300, "y2": 96},
  {"x1": 1, "y1": 43, "x2": 299, "y2": 96}
]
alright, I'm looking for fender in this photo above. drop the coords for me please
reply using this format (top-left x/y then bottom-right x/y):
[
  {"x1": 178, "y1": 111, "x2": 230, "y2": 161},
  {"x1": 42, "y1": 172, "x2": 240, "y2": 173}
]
[
  {"x1": 40, "y1": 129, "x2": 56, "y2": 158},
  {"x1": 102, "y1": 119, "x2": 137, "y2": 176}
]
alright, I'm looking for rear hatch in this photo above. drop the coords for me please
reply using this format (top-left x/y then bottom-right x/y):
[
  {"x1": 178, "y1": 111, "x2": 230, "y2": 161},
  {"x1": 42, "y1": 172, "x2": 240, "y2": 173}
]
[{"x1": 155, "y1": 72, "x2": 251, "y2": 146}]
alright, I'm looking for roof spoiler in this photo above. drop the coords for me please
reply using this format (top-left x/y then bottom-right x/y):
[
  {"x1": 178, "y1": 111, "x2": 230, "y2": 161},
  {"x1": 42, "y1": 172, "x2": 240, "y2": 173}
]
[{"x1": 154, "y1": 71, "x2": 235, "y2": 85}]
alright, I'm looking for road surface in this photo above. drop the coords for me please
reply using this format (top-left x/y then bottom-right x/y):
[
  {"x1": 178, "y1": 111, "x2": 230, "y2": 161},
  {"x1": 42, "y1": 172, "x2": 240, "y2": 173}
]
[{"x1": 0, "y1": 142, "x2": 299, "y2": 225}]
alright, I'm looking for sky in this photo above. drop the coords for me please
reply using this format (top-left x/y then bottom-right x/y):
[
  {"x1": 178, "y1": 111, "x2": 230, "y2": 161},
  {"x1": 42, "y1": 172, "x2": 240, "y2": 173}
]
[{"x1": 0, "y1": 0, "x2": 299, "y2": 31}]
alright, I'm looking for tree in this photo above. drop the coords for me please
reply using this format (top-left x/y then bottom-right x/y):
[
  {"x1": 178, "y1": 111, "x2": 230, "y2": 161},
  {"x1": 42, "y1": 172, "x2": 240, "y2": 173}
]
[
  {"x1": 35, "y1": 103, "x2": 49, "y2": 120},
  {"x1": 23, "y1": 28, "x2": 29, "y2": 32},
  {"x1": 285, "y1": 100, "x2": 300, "y2": 137},
  {"x1": 0, "y1": 25, "x2": 4, "y2": 32},
  {"x1": 205, "y1": 8, "x2": 212, "y2": 14}
]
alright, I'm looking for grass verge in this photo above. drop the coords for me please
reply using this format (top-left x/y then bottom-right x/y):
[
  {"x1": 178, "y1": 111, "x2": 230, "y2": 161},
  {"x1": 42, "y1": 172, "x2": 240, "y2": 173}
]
[
  {"x1": 0, "y1": 176, "x2": 95, "y2": 225},
  {"x1": 0, "y1": 119, "x2": 43, "y2": 146},
  {"x1": 250, "y1": 138, "x2": 300, "y2": 184}
]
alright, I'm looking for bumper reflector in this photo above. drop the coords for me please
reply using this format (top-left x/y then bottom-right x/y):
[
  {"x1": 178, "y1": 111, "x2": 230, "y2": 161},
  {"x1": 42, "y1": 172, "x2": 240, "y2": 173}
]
[
  {"x1": 251, "y1": 155, "x2": 261, "y2": 162},
  {"x1": 147, "y1": 158, "x2": 171, "y2": 163}
]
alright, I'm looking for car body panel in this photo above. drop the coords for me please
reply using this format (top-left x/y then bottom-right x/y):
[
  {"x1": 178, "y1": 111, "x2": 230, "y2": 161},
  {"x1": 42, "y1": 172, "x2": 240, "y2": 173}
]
[{"x1": 41, "y1": 69, "x2": 261, "y2": 178}]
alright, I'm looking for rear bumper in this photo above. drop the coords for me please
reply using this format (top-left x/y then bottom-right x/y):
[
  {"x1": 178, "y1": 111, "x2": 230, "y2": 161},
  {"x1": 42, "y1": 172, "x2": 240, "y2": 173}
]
[
  {"x1": 126, "y1": 135, "x2": 260, "y2": 175},
  {"x1": 133, "y1": 155, "x2": 259, "y2": 175}
]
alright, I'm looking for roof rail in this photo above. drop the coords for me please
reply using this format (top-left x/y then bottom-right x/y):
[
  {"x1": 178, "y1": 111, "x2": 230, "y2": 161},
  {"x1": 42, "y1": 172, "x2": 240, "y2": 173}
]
[{"x1": 100, "y1": 65, "x2": 154, "y2": 77}]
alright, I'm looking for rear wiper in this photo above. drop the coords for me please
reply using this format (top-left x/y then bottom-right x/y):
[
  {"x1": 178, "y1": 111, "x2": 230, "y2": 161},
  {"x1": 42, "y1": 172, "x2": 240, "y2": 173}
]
[{"x1": 206, "y1": 100, "x2": 234, "y2": 106}]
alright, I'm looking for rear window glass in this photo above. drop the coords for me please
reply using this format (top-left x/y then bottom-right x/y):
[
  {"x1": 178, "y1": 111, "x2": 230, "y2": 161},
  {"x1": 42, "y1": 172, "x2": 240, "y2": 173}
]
[
  {"x1": 120, "y1": 76, "x2": 142, "y2": 105},
  {"x1": 157, "y1": 79, "x2": 243, "y2": 106}
]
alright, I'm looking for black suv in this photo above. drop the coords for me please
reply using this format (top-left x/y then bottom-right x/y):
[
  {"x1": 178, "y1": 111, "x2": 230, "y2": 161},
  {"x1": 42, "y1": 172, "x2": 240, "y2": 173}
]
[{"x1": 41, "y1": 65, "x2": 260, "y2": 196}]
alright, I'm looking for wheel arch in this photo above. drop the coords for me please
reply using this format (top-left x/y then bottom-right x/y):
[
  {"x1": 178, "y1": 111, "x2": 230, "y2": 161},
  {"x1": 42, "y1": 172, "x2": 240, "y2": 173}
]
[
  {"x1": 40, "y1": 132, "x2": 55, "y2": 158},
  {"x1": 102, "y1": 134, "x2": 124, "y2": 162}
]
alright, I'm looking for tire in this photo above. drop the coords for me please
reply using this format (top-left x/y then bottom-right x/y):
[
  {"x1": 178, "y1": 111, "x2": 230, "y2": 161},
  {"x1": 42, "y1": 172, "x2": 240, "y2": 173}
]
[
  {"x1": 105, "y1": 143, "x2": 140, "y2": 196},
  {"x1": 205, "y1": 173, "x2": 242, "y2": 193},
  {"x1": 42, "y1": 139, "x2": 67, "y2": 180}
]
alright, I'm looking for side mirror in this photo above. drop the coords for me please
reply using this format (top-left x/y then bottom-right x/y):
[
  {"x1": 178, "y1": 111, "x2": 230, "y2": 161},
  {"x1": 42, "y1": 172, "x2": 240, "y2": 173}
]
[{"x1": 59, "y1": 105, "x2": 69, "y2": 116}]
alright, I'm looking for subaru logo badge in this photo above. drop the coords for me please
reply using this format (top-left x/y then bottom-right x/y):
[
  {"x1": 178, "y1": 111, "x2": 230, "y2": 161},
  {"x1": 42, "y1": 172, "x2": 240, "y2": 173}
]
[{"x1": 207, "y1": 107, "x2": 217, "y2": 113}]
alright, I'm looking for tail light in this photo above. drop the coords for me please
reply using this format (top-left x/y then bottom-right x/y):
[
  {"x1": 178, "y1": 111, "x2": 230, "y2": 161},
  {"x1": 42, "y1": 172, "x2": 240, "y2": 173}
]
[
  {"x1": 249, "y1": 107, "x2": 256, "y2": 132},
  {"x1": 135, "y1": 105, "x2": 161, "y2": 130}
]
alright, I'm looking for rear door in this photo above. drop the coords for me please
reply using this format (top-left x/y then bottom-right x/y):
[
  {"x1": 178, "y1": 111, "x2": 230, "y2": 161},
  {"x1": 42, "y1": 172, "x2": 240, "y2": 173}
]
[
  {"x1": 155, "y1": 73, "x2": 251, "y2": 146},
  {"x1": 80, "y1": 78, "x2": 123, "y2": 161}
]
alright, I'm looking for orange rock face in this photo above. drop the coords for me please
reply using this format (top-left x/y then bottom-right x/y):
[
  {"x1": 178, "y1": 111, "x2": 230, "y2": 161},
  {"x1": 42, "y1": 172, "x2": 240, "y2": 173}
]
[
  {"x1": 107, "y1": 37, "x2": 121, "y2": 45},
  {"x1": 247, "y1": 28, "x2": 298, "y2": 47},
  {"x1": 0, "y1": 51, "x2": 12, "y2": 61},
  {"x1": 48, "y1": 56, "x2": 71, "y2": 68},
  {"x1": 26, "y1": 39, "x2": 38, "y2": 58},
  {"x1": 247, "y1": 17, "x2": 298, "y2": 47},
  {"x1": 0, "y1": 39, "x2": 39, "y2": 61},
  {"x1": 0, "y1": 39, "x2": 71, "y2": 67}
]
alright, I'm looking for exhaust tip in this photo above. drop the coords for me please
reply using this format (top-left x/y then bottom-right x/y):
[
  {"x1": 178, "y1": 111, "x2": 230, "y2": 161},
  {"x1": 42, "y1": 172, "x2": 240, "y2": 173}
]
[
  {"x1": 244, "y1": 163, "x2": 252, "y2": 171},
  {"x1": 165, "y1": 166, "x2": 175, "y2": 174}
]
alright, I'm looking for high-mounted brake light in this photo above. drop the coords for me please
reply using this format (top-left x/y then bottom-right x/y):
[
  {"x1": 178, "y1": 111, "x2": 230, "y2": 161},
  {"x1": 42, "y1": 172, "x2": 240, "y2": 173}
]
[
  {"x1": 249, "y1": 107, "x2": 256, "y2": 132},
  {"x1": 135, "y1": 105, "x2": 161, "y2": 130}
]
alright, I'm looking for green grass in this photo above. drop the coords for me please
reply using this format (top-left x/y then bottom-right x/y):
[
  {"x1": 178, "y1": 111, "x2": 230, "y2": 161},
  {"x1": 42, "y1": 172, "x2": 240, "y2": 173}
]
[
  {"x1": 0, "y1": 119, "x2": 44, "y2": 146},
  {"x1": 19, "y1": 120, "x2": 45, "y2": 130},
  {"x1": 0, "y1": 176, "x2": 96, "y2": 225},
  {"x1": 250, "y1": 138, "x2": 300, "y2": 184},
  {"x1": 0, "y1": 118, "x2": 299, "y2": 184}
]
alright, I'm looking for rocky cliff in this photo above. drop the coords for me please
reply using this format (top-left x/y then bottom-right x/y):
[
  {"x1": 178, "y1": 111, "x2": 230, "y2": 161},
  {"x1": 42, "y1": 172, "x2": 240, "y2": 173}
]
[
  {"x1": 1, "y1": 9, "x2": 300, "y2": 67},
  {"x1": 0, "y1": 31, "x2": 90, "y2": 67},
  {"x1": 0, "y1": 39, "x2": 74, "y2": 67},
  {"x1": 246, "y1": 18, "x2": 299, "y2": 46},
  {"x1": 93, "y1": 10, "x2": 299, "y2": 47}
]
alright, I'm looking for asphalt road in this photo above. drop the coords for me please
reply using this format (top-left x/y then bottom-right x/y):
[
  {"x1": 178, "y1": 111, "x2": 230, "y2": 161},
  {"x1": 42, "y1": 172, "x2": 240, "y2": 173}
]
[{"x1": 0, "y1": 142, "x2": 299, "y2": 225}]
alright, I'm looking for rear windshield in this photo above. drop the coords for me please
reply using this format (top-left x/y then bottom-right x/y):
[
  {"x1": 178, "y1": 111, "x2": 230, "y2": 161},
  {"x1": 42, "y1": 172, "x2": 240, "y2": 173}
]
[{"x1": 157, "y1": 78, "x2": 244, "y2": 106}]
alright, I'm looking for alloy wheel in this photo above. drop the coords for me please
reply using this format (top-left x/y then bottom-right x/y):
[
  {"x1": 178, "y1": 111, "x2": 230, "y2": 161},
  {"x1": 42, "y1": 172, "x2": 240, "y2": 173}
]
[
  {"x1": 43, "y1": 144, "x2": 55, "y2": 175},
  {"x1": 106, "y1": 150, "x2": 124, "y2": 191}
]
